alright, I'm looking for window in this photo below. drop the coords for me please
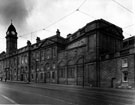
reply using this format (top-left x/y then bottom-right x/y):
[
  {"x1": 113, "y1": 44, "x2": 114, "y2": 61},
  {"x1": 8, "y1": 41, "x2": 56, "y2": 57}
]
[
  {"x1": 123, "y1": 41, "x2": 128, "y2": 48},
  {"x1": 129, "y1": 39, "x2": 134, "y2": 45},
  {"x1": 41, "y1": 66, "x2": 44, "y2": 72},
  {"x1": 24, "y1": 56, "x2": 28, "y2": 64},
  {"x1": 47, "y1": 72, "x2": 50, "y2": 78},
  {"x1": 122, "y1": 58, "x2": 128, "y2": 68},
  {"x1": 53, "y1": 47, "x2": 56, "y2": 57},
  {"x1": 31, "y1": 74, "x2": 34, "y2": 79},
  {"x1": 68, "y1": 66, "x2": 75, "y2": 78},
  {"x1": 122, "y1": 71, "x2": 128, "y2": 82},
  {"x1": 32, "y1": 52, "x2": 35, "y2": 59},
  {"x1": 46, "y1": 48, "x2": 51, "y2": 59},
  {"x1": 52, "y1": 63, "x2": 56, "y2": 69},
  {"x1": 40, "y1": 73, "x2": 44, "y2": 80},
  {"x1": 46, "y1": 63, "x2": 50, "y2": 70},
  {"x1": 36, "y1": 51, "x2": 40, "y2": 61},
  {"x1": 77, "y1": 65, "x2": 83, "y2": 77},
  {"x1": 52, "y1": 72, "x2": 55, "y2": 79},
  {"x1": 21, "y1": 56, "x2": 24, "y2": 64},
  {"x1": 41, "y1": 50, "x2": 44, "y2": 61},
  {"x1": 59, "y1": 68, "x2": 65, "y2": 78}
]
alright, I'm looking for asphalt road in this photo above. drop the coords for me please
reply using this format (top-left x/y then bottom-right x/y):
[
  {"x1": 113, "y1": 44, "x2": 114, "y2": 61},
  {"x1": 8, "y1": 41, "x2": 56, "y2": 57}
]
[{"x1": 0, "y1": 82, "x2": 134, "y2": 105}]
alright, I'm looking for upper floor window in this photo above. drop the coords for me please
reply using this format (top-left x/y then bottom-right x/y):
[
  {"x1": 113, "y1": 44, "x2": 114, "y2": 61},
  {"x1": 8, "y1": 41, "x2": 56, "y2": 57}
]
[
  {"x1": 24, "y1": 55, "x2": 28, "y2": 64},
  {"x1": 129, "y1": 39, "x2": 134, "y2": 45},
  {"x1": 52, "y1": 63, "x2": 56, "y2": 69},
  {"x1": 46, "y1": 63, "x2": 50, "y2": 70},
  {"x1": 123, "y1": 41, "x2": 128, "y2": 48},
  {"x1": 36, "y1": 51, "x2": 40, "y2": 61},
  {"x1": 41, "y1": 50, "x2": 45, "y2": 61},
  {"x1": 121, "y1": 58, "x2": 128, "y2": 68},
  {"x1": 46, "y1": 48, "x2": 52, "y2": 59},
  {"x1": 21, "y1": 56, "x2": 24, "y2": 65},
  {"x1": 53, "y1": 47, "x2": 56, "y2": 57}
]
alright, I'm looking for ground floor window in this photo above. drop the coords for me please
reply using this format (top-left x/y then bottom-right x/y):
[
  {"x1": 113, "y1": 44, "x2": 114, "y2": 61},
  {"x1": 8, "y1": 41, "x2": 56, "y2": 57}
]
[
  {"x1": 68, "y1": 66, "x2": 75, "y2": 78},
  {"x1": 122, "y1": 71, "x2": 128, "y2": 82},
  {"x1": 47, "y1": 72, "x2": 50, "y2": 78},
  {"x1": 77, "y1": 65, "x2": 83, "y2": 77},
  {"x1": 52, "y1": 71, "x2": 55, "y2": 79},
  {"x1": 40, "y1": 73, "x2": 44, "y2": 80},
  {"x1": 59, "y1": 67, "x2": 65, "y2": 78},
  {"x1": 31, "y1": 74, "x2": 34, "y2": 79}
]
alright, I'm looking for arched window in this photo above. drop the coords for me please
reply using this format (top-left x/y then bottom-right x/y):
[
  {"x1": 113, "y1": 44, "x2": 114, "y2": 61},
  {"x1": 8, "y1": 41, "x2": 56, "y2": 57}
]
[
  {"x1": 76, "y1": 58, "x2": 83, "y2": 77},
  {"x1": 58, "y1": 61, "x2": 66, "y2": 78},
  {"x1": 67, "y1": 60, "x2": 75, "y2": 78}
]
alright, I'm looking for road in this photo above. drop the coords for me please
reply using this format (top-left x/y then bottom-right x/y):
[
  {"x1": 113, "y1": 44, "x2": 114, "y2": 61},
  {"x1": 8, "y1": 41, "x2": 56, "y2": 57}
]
[{"x1": 0, "y1": 82, "x2": 134, "y2": 105}]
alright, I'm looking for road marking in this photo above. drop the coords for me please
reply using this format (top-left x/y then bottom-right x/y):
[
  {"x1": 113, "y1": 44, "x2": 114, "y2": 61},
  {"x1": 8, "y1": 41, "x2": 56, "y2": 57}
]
[{"x1": 1, "y1": 94, "x2": 20, "y2": 105}]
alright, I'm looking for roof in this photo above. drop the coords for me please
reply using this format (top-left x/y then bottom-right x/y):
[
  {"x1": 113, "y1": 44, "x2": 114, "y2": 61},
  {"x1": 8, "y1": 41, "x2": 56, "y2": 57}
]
[{"x1": 7, "y1": 23, "x2": 16, "y2": 32}]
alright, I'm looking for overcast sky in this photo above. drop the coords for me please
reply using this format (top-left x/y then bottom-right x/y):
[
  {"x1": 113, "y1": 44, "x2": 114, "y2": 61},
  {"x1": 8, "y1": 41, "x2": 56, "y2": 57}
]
[{"x1": 0, "y1": 0, "x2": 134, "y2": 52}]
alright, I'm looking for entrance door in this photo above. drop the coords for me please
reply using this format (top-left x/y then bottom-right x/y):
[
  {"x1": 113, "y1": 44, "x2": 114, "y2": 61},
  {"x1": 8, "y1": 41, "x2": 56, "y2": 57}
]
[
  {"x1": 46, "y1": 72, "x2": 50, "y2": 83},
  {"x1": 20, "y1": 74, "x2": 24, "y2": 81},
  {"x1": 44, "y1": 73, "x2": 46, "y2": 83}
]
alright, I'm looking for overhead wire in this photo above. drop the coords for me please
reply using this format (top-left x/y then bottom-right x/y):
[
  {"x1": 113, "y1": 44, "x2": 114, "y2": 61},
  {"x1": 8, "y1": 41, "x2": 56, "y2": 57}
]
[
  {"x1": 18, "y1": 0, "x2": 134, "y2": 40},
  {"x1": 41, "y1": 0, "x2": 88, "y2": 29},
  {"x1": 18, "y1": 10, "x2": 77, "y2": 39},
  {"x1": 19, "y1": 0, "x2": 88, "y2": 39},
  {"x1": 77, "y1": 0, "x2": 87, "y2": 10},
  {"x1": 44, "y1": 10, "x2": 76, "y2": 29},
  {"x1": 111, "y1": 0, "x2": 134, "y2": 14},
  {"x1": 123, "y1": 24, "x2": 135, "y2": 29},
  {"x1": 77, "y1": 9, "x2": 97, "y2": 19}
]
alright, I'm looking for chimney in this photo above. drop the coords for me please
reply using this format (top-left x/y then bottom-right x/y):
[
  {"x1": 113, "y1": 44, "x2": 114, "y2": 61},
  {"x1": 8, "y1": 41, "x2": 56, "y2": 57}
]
[
  {"x1": 27, "y1": 40, "x2": 31, "y2": 47},
  {"x1": 36, "y1": 37, "x2": 40, "y2": 43},
  {"x1": 56, "y1": 29, "x2": 60, "y2": 36}
]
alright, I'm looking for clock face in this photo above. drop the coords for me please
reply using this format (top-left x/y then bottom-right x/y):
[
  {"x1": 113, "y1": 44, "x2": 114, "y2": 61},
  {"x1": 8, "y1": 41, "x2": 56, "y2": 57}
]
[{"x1": 11, "y1": 31, "x2": 15, "y2": 35}]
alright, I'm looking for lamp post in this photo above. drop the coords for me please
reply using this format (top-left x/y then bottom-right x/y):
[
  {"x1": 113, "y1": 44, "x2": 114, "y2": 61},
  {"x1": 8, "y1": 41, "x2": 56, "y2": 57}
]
[
  {"x1": 5, "y1": 68, "x2": 8, "y2": 82},
  {"x1": 35, "y1": 59, "x2": 39, "y2": 83},
  {"x1": 82, "y1": 55, "x2": 85, "y2": 88}
]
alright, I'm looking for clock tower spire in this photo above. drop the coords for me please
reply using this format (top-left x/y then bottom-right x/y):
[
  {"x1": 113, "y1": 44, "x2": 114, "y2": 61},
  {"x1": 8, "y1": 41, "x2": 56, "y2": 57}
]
[{"x1": 6, "y1": 21, "x2": 18, "y2": 54}]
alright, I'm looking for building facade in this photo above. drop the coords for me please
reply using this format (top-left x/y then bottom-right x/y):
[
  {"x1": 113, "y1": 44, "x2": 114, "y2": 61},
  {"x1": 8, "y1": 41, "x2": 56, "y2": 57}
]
[{"x1": 0, "y1": 19, "x2": 135, "y2": 88}]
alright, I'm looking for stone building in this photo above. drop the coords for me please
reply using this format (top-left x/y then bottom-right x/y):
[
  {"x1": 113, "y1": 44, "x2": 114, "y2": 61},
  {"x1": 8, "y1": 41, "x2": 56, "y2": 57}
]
[{"x1": 0, "y1": 19, "x2": 134, "y2": 88}]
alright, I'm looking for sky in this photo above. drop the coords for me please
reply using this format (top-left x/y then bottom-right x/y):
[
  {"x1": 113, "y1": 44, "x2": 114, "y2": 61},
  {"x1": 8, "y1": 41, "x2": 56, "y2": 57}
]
[{"x1": 0, "y1": 0, "x2": 134, "y2": 52}]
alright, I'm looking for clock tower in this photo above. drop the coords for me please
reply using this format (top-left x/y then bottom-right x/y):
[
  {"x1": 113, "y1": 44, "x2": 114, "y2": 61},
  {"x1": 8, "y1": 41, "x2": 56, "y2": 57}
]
[{"x1": 6, "y1": 22, "x2": 18, "y2": 54}]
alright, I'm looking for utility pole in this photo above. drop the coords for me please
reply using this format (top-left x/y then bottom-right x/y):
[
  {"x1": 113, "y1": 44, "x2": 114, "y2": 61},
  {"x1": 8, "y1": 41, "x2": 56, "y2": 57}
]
[
  {"x1": 82, "y1": 55, "x2": 85, "y2": 88},
  {"x1": 35, "y1": 60, "x2": 37, "y2": 83},
  {"x1": 27, "y1": 40, "x2": 31, "y2": 83}
]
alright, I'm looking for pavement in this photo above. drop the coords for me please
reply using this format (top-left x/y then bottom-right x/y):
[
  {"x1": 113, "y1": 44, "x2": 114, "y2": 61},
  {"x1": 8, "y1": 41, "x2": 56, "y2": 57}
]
[{"x1": 4, "y1": 80, "x2": 135, "y2": 95}]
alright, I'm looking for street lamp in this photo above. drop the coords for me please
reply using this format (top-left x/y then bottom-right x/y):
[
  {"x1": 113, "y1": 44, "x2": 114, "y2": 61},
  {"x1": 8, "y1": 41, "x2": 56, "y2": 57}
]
[
  {"x1": 82, "y1": 55, "x2": 85, "y2": 88},
  {"x1": 35, "y1": 59, "x2": 39, "y2": 83},
  {"x1": 5, "y1": 68, "x2": 8, "y2": 82}
]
